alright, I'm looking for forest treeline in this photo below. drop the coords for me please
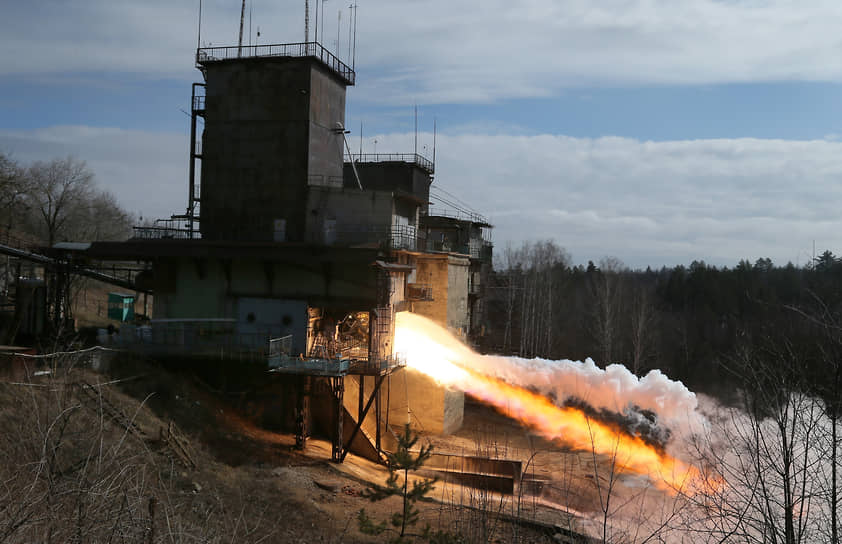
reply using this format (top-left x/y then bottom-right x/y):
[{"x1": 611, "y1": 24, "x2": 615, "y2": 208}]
[
  {"x1": 0, "y1": 151, "x2": 134, "y2": 245},
  {"x1": 484, "y1": 241, "x2": 842, "y2": 542},
  {"x1": 483, "y1": 240, "x2": 842, "y2": 398}
]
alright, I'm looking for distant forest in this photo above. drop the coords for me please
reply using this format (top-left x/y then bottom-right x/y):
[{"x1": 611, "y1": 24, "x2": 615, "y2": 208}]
[{"x1": 482, "y1": 240, "x2": 842, "y2": 400}]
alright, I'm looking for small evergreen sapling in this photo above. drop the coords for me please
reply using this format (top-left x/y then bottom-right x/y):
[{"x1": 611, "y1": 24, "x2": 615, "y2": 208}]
[{"x1": 358, "y1": 424, "x2": 437, "y2": 542}]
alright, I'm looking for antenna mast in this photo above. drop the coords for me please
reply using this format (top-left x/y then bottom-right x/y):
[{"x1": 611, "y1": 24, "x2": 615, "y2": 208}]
[
  {"x1": 197, "y1": 0, "x2": 203, "y2": 50},
  {"x1": 321, "y1": 0, "x2": 329, "y2": 47},
  {"x1": 347, "y1": 4, "x2": 353, "y2": 60},
  {"x1": 414, "y1": 105, "x2": 418, "y2": 156},
  {"x1": 238, "y1": 0, "x2": 246, "y2": 56},
  {"x1": 305, "y1": 0, "x2": 310, "y2": 42},
  {"x1": 351, "y1": 2, "x2": 357, "y2": 69}
]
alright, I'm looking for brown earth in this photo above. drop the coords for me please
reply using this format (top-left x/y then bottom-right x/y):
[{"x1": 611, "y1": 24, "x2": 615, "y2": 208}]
[{"x1": 0, "y1": 357, "x2": 587, "y2": 543}]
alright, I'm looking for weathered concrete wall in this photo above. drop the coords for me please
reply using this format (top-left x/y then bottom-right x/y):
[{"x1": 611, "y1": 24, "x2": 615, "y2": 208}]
[
  {"x1": 386, "y1": 369, "x2": 463, "y2": 435},
  {"x1": 446, "y1": 254, "x2": 470, "y2": 335},
  {"x1": 343, "y1": 162, "x2": 432, "y2": 209},
  {"x1": 152, "y1": 253, "x2": 378, "y2": 322},
  {"x1": 305, "y1": 187, "x2": 394, "y2": 245},
  {"x1": 411, "y1": 254, "x2": 449, "y2": 326},
  {"x1": 411, "y1": 253, "x2": 469, "y2": 335},
  {"x1": 199, "y1": 58, "x2": 347, "y2": 242},
  {"x1": 308, "y1": 66, "x2": 346, "y2": 188}
]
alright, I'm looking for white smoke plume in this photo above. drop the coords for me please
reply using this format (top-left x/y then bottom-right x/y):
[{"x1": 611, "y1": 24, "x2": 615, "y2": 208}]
[{"x1": 395, "y1": 312, "x2": 707, "y2": 442}]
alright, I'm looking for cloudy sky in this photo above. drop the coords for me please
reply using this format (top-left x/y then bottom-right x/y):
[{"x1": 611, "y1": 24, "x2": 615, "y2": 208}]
[{"x1": 2, "y1": 0, "x2": 842, "y2": 268}]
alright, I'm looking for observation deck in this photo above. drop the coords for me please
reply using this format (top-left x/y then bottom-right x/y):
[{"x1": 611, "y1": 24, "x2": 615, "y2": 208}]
[{"x1": 196, "y1": 42, "x2": 355, "y2": 86}]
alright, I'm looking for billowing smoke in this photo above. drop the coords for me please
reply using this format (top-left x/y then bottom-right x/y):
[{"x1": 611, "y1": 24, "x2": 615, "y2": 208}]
[
  {"x1": 467, "y1": 354, "x2": 705, "y2": 443},
  {"x1": 395, "y1": 311, "x2": 707, "y2": 448}
]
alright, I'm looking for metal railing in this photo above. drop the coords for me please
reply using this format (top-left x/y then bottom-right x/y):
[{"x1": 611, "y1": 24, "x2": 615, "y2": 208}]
[
  {"x1": 426, "y1": 239, "x2": 470, "y2": 255},
  {"x1": 406, "y1": 283, "x2": 433, "y2": 301},
  {"x1": 345, "y1": 153, "x2": 434, "y2": 174},
  {"x1": 132, "y1": 217, "x2": 200, "y2": 240},
  {"x1": 424, "y1": 208, "x2": 490, "y2": 227},
  {"x1": 196, "y1": 42, "x2": 355, "y2": 85},
  {"x1": 332, "y1": 225, "x2": 426, "y2": 251},
  {"x1": 118, "y1": 320, "x2": 271, "y2": 361},
  {"x1": 269, "y1": 335, "x2": 293, "y2": 358}
]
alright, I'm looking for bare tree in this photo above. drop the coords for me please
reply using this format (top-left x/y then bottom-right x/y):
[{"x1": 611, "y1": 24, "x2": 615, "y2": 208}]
[
  {"x1": 24, "y1": 156, "x2": 95, "y2": 246},
  {"x1": 628, "y1": 283, "x2": 657, "y2": 376},
  {"x1": 588, "y1": 257, "x2": 625, "y2": 365},
  {"x1": 76, "y1": 190, "x2": 134, "y2": 242},
  {"x1": 0, "y1": 152, "x2": 29, "y2": 231},
  {"x1": 681, "y1": 340, "x2": 825, "y2": 544}
]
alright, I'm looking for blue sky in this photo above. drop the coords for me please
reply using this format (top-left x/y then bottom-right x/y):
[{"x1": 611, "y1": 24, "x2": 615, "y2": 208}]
[{"x1": 3, "y1": 0, "x2": 842, "y2": 269}]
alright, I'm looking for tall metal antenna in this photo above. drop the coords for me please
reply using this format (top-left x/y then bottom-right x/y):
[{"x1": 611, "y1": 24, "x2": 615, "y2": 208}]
[
  {"x1": 347, "y1": 3, "x2": 353, "y2": 60},
  {"x1": 351, "y1": 2, "x2": 357, "y2": 69},
  {"x1": 238, "y1": 0, "x2": 246, "y2": 56},
  {"x1": 321, "y1": 0, "x2": 329, "y2": 48},
  {"x1": 314, "y1": 0, "x2": 319, "y2": 42},
  {"x1": 414, "y1": 105, "x2": 418, "y2": 156},
  {"x1": 336, "y1": 10, "x2": 341, "y2": 53},
  {"x1": 249, "y1": 1, "x2": 253, "y2": 46},
  {"x1": 197, "y1": 0, "x2": 203, "y2": 49},
  {"x1": 359, "y1": 121, "x2": 363, "y2": 156},
  {"x1": 433, "y1": 117, "x2": 436, "y2": 165},
  {"x1": 305, "y1": 0, "x2": 310, "y2": 42}
]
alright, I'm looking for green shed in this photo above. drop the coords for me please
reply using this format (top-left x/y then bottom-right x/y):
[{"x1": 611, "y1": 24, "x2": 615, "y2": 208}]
[{"x1": 107, "y1": 292, "x2": 135, "y2": 322}]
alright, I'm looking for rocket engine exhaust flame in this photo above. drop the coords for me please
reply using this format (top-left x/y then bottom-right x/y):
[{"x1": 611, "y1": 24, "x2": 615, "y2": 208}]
[{"x1": 394, "y1": 311, "x2": 710, "y2": 493}]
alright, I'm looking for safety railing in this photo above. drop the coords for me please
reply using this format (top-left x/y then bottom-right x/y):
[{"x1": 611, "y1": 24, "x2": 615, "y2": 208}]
[
  {"x1": 196, "y1": 42, "x2": 355, "y2": 85},
  {"x1": 345, "y1": 153, "x2": 434, "y2": 174},
  {"x1": 332, "y1": 225, "x2": 426, "y2": 251},
  {"x1": 132, "y1": 217, "x2": 200, "y2": 240},
  {"x1": 269, "y1": 335, "x2": 293, "y2": 358},
  {"x1": 426, "y1": 239, "x2": 469, "y2": 255},
  {"x1": 424, "y1": 208, "x2": 490, "y2": 226},
  {"x1": 406, "y1": 283, "x2": 433, "y2": 301}
]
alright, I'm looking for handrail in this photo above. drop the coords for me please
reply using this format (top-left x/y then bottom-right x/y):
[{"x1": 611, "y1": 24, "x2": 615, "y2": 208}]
[
  {"x1": 345, "y1": 152, "x2": 434, "y2": 174},
  {"x1": 196, "y1": 42, "x2": 355, "y2": 85}
]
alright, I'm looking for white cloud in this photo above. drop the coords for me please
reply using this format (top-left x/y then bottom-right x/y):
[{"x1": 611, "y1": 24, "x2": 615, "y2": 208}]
[
  {"x1": 2, "y1": 1, "x2": 842, "y2": 103},
  {"x1": 4, "y1": 125, "x2": 842, "y2": 268},
  {"x1": 370, "y1": 131, "x2": 842, "y2": 267},
  {"x1": 0, "y1": 126, "x2": 187, "y2": 221}
]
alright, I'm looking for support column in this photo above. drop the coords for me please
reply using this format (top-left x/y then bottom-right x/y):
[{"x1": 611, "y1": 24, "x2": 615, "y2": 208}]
[
  {"x1": 375, "y1": 377, "x2": 381, "y2": 452},
  {"x1": 331, "y1": 376, "x2": 345, "y2": 462},
  {"x1": 295, "y1": 375, "x2": 310, "y2": 449}
]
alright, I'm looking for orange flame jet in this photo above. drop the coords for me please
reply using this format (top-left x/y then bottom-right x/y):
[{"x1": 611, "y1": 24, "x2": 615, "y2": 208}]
[{"x1": 394, "y1": 311, "x2": 702, "y2": 493}]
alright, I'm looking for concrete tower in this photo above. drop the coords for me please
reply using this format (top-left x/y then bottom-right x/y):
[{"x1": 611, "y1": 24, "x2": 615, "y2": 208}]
[{"x1": 195, "y1": 45, "x2": 355, "y2": 242}]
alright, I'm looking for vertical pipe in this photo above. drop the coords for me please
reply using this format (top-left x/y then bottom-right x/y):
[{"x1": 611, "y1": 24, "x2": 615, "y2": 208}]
[
  {"x1": 414, "y1": 105, "x2": 418, "y2": 156},
  {"x1": 315, "y1": 0, "x2": 319, "y2": 43},
  {"x1": 336, "y1": 11, "x2": 341, "y2": 54},
  {"x1": 347, "y1": 3, "x2": 353, "y2": 60},
  {"x1": 188, "y1": 84, "x2": 198, "y2": 236},
  {"x1": 433, "y1": 117, "x2": 436, "y2": 166}
]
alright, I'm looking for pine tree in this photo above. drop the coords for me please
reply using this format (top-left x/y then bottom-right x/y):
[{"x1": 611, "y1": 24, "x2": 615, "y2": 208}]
[{"x1": 358, "y1": 424, "x2": 437, "y2": 542}]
